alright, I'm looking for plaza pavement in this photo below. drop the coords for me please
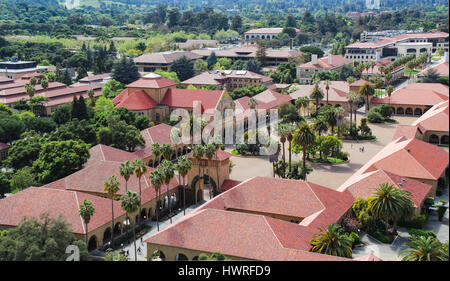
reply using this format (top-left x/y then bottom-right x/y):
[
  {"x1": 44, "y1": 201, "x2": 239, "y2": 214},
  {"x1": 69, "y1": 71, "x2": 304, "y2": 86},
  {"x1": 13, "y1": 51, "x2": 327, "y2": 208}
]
[{"x1": 230, "y1": 112, "x2": 418, "y2": 190}]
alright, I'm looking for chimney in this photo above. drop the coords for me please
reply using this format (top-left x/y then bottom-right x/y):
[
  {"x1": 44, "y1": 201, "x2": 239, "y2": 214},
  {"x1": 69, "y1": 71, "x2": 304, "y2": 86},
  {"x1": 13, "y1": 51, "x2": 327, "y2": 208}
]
[
  {"x1": 328, "y1": 55, "x2": 332, "y2": 65},
  {"x1": 445, "y1": 52, "x2": 449, "y2": 62},
  {"x1": 311, "y1": 54, "x2": 318, "y2": 65}
]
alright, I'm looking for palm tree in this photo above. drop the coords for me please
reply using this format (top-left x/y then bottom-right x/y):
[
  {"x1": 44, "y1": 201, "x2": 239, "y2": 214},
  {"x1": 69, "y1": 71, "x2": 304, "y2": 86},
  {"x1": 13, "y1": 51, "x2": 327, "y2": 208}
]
[
  {"x1": 295, "y1": 97, "x2": 304, "y2": 116},
  {"x1": 149, "y1": 169, "x2": 163, "y2": 231},
  {"x1": 40, "y1": 79, "x2": 49, "y2": 91},
  {"x1": 293, "y1": 123, "x2": 315, "y2": 180},
  {"x1": 385, "y1": 85, "x2": 394, "y2": 108},
  {"x1": 346, "y1": 91, "x2": 359, "y2": 128},
  {"x1": 401, "y1": 236, "x2": 447, "y2": 261},
  {"x1": 359, "y1": 82, "x2": 375, "y2": 111},
  {"x1": 78, "y1": 199, "x2": 96, "y2": 249},
  {"x1": 204, "y1": 144, "x2": 216, "y2": 199},
  {"x1": 151, "y1": 143, "x2": 162, "y2": 167},
  {"x1": 325, "y1": 107, "x2": 337, "y2": 136},
  {"x1": 133, "y1": 159, "x2": 147, "y2": 225},
  {"x1": 175, "y1": 156, "x2": 192, "y2": 215},
  {"x1": 300, "y1": 96, "x2": 310, "y2": 116},
  {"x1": 335, "y1": 107, "x2": 345, "y2": 137},
  {"x1": 120, "y1": 191, "x2": 141, "y2": 261},
  {"x1": 310, "y1": 83, "x2": 324, "y2": 113},
  {"x1": 159, "y1": 160, "x2": 175, "y2": 223},
  {"x1": 211, "y1": 136, "x2": 222, "y2": 195},
  {"x1": 310, "y1": 223, "x2": 353, "y2": 258},
  {"x1": 104, "y1": 175, "x2": 120, "y2": 248},
  {"x1": 385, "y1": 72, "x2": 392, "y2": 86},
  {"x1": 248, "y1": 98, "x2": 258, "y2": 109},
  {"x1": 367, "y1": 183, "x2": 414, "y2": 232},
  {"x1": 324, "y1": 80, "x2": 330, "y2": 105},
  {"x1": 313, "y1": 117, "x2": 328, "y2": 136},
  {"x1": 285, "y1": 124, "x2": 296, "y2": 174},
  {"x1": 119, "y1": 161, "x2": 134, "y2": 192},
  {"x1": 278, "y1": 124, "x2": 288, "y2": 171},
  {"x1": 192, "y1": 145, "x2": 204, "y2": 193},
  {"x1": 161, "y1": 143, "x2": 173, "y2": 161}
]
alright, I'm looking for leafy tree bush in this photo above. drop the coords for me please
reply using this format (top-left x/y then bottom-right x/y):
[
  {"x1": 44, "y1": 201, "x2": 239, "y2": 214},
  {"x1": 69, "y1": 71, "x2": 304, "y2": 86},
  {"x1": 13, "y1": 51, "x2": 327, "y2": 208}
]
[{"x1": 112, "y1": 56, "x2": 140, "y2": 85}]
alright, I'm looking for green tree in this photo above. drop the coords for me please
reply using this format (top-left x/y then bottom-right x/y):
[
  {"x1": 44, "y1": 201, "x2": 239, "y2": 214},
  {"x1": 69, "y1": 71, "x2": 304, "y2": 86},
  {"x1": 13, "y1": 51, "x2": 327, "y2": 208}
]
[
  {"x1": 310, "y1": 223, "x2": 353, "y2": 258},
  {"x1": 149, "y1": 169, "x2": 163, "y2": 231},
  {"x1": 0, "y1": 214, "x2": 88, "y2": 261},
  {"x1": 112, "y1": 56, "x2": 141, "y2": 85},
  {"x1": 120, "y1": 191, "x2": 141, "y2": 261},
  {"x1": 206, "y1": 52, "x2": 218, "y2": 69},
  {"x1": 51, "y1": 104, "x2": 71, "y2": 125},
  {"x1": 175, "y1": 156, "x2": 192, "y2": 215},
  {"x1": 10, "y1": 167, "x2": 36, "y2": 192},
  {"x1": 310, "y1": 83, "x2": 324, "y2": 112},
  {"x1": 169, "y1": 56, "x2": 194, "y2": 81},
  {"x1": 78, "y1": 199, "x2": 95, "y2": 248},
  {"x1": 133, "y1": 159, "x2": 147, "y2": 225},
  {"x1": 159, "y1": 160, "x2": 175, "y2": 224},
  {"x1": 103, "y1": 175, "x2": 120, "y2": 249},
  {"x1": 293, "y1": 123, "x2": 315, "y2": 180},
  {"x1": 194, "y1": 59, "x2": 209, "y2": 75},
  {"x1": 32, "y1": 140, "x2": 90, "y2": 184},
  {"x1": 359, "y1": 82, "x2": 375, "y2": 111},
  {"x1": 119, "y1": 160, "x2": 134, "y2": 192},
  {"x1": 102, "y1": 79, "x2": 125, "y2": 99}
]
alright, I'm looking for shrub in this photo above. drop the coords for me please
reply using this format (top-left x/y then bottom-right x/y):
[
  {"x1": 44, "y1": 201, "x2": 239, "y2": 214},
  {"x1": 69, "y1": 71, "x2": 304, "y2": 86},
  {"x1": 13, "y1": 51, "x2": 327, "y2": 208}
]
[
  {"x1": 372, "y1": 231, "x2": 394, "y2": 244},
  {"x1": 367, "y1": 108, "x2": 384, "y2": 123},
  {"x1": 408, "y1": 229, "x2": 437, "y2": 239},
  {"x1": 399, "y1": 214, "x2": 428, "y2": 229},
  {"x1": 348, "y1": 232, "x2": 360, "y2": 247}
]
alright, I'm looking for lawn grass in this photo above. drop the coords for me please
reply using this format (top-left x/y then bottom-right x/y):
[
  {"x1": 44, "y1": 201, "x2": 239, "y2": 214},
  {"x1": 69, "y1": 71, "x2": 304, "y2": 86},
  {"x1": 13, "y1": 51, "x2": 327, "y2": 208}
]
[
  {"x1": 231, "y1": 149, "x2": 239, "y2": 155},
  {"x1": 311, "y1": 157, "x2": 345, "y2": 164},
  {"x1": 404, "y1": 69, "x2": 420, "y2": 76}
]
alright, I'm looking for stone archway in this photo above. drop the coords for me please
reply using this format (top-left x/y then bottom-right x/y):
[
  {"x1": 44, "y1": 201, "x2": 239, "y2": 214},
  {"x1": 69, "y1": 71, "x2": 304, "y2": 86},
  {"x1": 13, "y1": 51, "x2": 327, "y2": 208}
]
[
  {"x1": 148, "y1": 159, "x2": 154, "y2": 167},
  {"x1": 414, "y1": 108, "x2": 422, "y2": 115},
  {"x1": 196, "y1": 188, "x2": 203, "y2": 203},
  {"x1": 441, "y1": 135, "x2": 449, "y2": 145},
  {"x1": 114, "y1": 222, "x2": 122, "y2": 236},
  {"x1": 405, "y1": 108, "x2": 413, "y2": 115},
  {"x1": 429, "y1": 134, "x2": 439, "y2": 144},
  {"x1": 158, "y1": 250, "x2": 166, "y2": 261},
  {"x1": 88, "y1": 235, "x2": 98, "y2": 252},
  {"x1": 147, "y1": 208, "x2": 152, "y2": 219},
  {"x1": 175, "y1": 253, "x2": 189, "y2": 261},
  {"x1": 103, "y1": 227, "x2": 112, "y2": 245},
  {"x1": 140, "y1": 208, "x2": 147, "y2": 221},
  {"x1": 396, "y1": 107, "x2": 404, "y2": 115},
  {"x1": 192, "y1": 256, "x2": 199, "y2": 260}
]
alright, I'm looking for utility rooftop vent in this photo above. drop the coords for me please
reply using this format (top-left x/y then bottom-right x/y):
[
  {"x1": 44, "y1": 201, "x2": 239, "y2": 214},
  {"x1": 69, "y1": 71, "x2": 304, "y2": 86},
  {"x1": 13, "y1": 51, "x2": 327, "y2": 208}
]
[{"x1": 236, "y1": 70, "x2": 247, "y2": 75}]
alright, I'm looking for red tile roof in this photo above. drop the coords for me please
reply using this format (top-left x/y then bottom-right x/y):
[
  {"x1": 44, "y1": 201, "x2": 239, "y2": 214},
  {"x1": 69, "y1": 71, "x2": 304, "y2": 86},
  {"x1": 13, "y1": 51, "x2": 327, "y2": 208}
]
[
  {"x1": 346, "y1": 32, "x2": 449, "y2": 49},
  {"x1": 290, "y1": 81, "x2": 349, "y2": 103},
  {"x1": 371, "y1": 83, "x2": 449, "y2": 107},
  {"x1": 418, "y1": 62, "x2": 449, "y2": 77},
  {"x1": 161, "y1": 88, "x2": 224, "y2": 113},
  {"x1": 86, "y1": 144, "x2": 138, "y2": 167},
  {"x1": 144, "y1": 208, "x2": 350, "y2": 261},
  {"x1": 412, "y1": 100, "x2": 449, "y2": 134},
  {"x1": 134, "y1": 124, "x2": 179, "y2": 159},
  {"x1": 235, "y1": 89, "x2": 293, "y2": 117},
  {"x1": 114, "y1": 90, "x2": 158, "y2": 111},
  {"x1": 0, "y1": 187, "x2": 125, "y2": 235},
  {"x1": 338, "y1": 169, "x2": 432, "y2": 208},
  {"x1": 0, "y1": 142, "x2": 11, "y2": 150},
  {"x1": 181, "y1": 70, "x2": 273, "y2": 86},
  {"x1": 134, "y1": 51, "x2": 203, "y2": 64},
  {"x1": 392, "y1": 125, "x2": 418, "y2": 141},
  {"x1": 244, "y1": 28, "x2": 300, "y2": 34},
  {"x1": 341, "y1": 137, "x2": 449, "y2": 184},
  {"x1": 220, "y1": 179, "x2": 242, "y2": 192},
  {"x1": 79, "y1": 73, "x2": 111, "y2": 82},
  {"x1": 299, "y1": 55, "x2": 352, "y2": 69},
  {"x1": 126, "y1": 75, "x2": 178, "y2": 89}
]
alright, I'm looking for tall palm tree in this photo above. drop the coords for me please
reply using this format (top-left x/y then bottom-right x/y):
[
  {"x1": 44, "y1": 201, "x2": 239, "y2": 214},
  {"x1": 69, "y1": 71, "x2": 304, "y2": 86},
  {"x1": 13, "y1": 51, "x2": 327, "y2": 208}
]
[
  {"x1": 295, "y1": 97, "x2": 304, "y2": 116},
  {"x1": 25, "y1": 83, "x2": 35, "y2": 99},
  {"x1": 120, "y1": 191, "x2": 141, "y2": 261},
  {"x1": 78, "y1": 199, "x2": 96, "y2": 249},
  {"x1": 40, "y1": 79, "x2": 49, "y2": 91},
  {"x1": 133, "y1": 159, "x2": 147, "y2": 225},
  {"x1": 204, "y1": 144, "x2": 216, "y2": 199},
  {"x1": 335, "y1": 107, "x2": 345, "y2": 137},
  {"x1": 149, "y1": 169, "x2": 163, "y2": 231},
  {"x1": 248, "y1": 98, "x2": 258, "y2": 109},
  {"x1": 325, "y1": 107, "x2": 337, "y2": 136},
  {"x1": 104, "y1": 175, "x2": 120, "y2": 249},
  {"x1": 151, "y1": 143, "x2": 162, "y2": 167},
  {"x1": 175, "y1": 156, "x2": 192, "y2": 215},
  {"x1": 211, "y1": 136, "x2": 222, "y2": 196},
  {"x1": 359, "y1": 82, "x2": 375, "y2": 111},
  {"x1": 161, "y1": 143, "x2": 174, "y2": 161},
  {"x1": 279, "y1": 124, "x2": 288, "y2": 171},
  {"x1": 119, "y1": 160, "x2": 134, "y2": 192},
  {"x1": 401, "y1": 236, "x2": 447, "y2": 261},
  {"x1": 310, "y1": 83, "x2": 324, "y2": 113},
  {"x1": 159, "y1": 160, "x2": 175, "y2": 223},
  {"x1": 324, "y1": 80, "x2": 330, "y2": 105},
  {"x1": 310, "y1": 223, "x2": 353, "y2": 258},
  {"x1": 293, "y1": 123, "x2": 315, "y2": 180},
  {"x1": 300, "y1": 96, "x2": 310, "y2": 116},
  {"x1": 192, "y1": 145, "x2": 204, "y2": 195},
  {"x1": 368, "y1": 183, "x2": 414, "y2": 232},
  {"x1": 385, "y1": 85, "x2": 394, "y2": 108},
  {"x1": 346, "y1": 91, "x2": 359, "y2": 128},
  {"x1": 285, "y1": 124, "x2": 296, "y2": 174},
  {"x1": 385, "y1": 72, "x2": 392, "y2": 86}
]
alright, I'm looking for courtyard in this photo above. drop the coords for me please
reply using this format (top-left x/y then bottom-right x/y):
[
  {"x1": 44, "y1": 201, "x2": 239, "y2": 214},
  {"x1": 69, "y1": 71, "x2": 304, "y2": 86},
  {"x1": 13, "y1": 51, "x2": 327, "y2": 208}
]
[{"x1": 230, "y1": 112, "x2": 419, "y2": 190}]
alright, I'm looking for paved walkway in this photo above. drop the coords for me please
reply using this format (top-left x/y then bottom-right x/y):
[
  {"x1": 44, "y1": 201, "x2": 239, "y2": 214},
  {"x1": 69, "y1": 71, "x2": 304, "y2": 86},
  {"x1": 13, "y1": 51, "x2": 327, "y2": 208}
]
[{"x1": 120, "y1": 200, "x2": 208, "y2": 261}]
